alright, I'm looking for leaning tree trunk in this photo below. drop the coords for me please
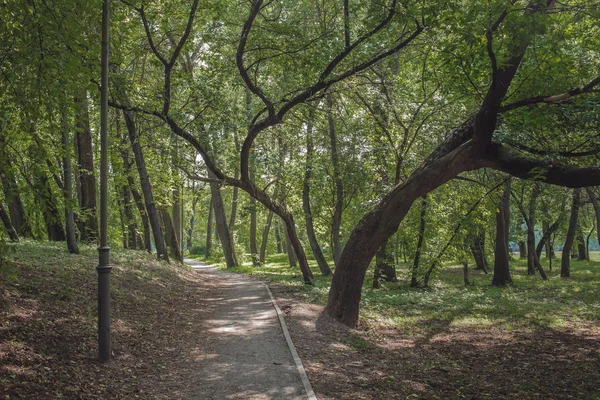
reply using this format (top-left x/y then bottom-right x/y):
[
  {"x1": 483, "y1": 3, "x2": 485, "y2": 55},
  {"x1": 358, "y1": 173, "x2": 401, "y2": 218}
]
[
  {"x1": 325, "y1": 138, "x2": 479, "y2": 326},
  {"x1": 561, "y1": 189, "x2": 580, "y2": 278},
  {"x1": 61, "y1": 110, "x2": 79, "y2": 254},
  {"x1": 123, "y1": 110, "x2": 169, "y2": 261},
  {"x1": 74, "y1": 91, "x2": 98, "y2": 244},
  {"x1": 327, "y1": 93, "x2": 344, "y2": 265},
  {"x1": 303, "y1": 109, "x2": 332, "y2": 276},
  {"x1": 0, "y1": 203, "x2": 19, "y2": 242},
  {"x1": 410, "y1": 195, "x2": 428, "y2": 287},
  {"x1": 208, "y1": 170, "x2": 238, "y2": 267},
  {"x1": 492, "y1": 180, "x2": 512, "y2": 286},
  {"x1": 119, "y1": 142, "x2": 150, "y2": 252},
  {"x1": 283, "y1": 220, "x2": 297, "y2": 268}
]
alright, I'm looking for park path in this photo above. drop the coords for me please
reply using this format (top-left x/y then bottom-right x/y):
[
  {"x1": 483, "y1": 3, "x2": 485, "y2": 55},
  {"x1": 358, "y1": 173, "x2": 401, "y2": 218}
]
[{"x1": 184, "y1": 258, "x2": 311, "y2": 400}]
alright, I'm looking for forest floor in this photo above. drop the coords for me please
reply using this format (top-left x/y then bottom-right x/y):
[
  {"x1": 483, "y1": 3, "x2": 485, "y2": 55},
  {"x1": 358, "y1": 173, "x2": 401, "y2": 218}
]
[
  {"x1": 217, "y1": 253, "x2": 600, "y2": 400},
  {"x1": 2, "y1": 241, "x2": 600, "y2": 399}
]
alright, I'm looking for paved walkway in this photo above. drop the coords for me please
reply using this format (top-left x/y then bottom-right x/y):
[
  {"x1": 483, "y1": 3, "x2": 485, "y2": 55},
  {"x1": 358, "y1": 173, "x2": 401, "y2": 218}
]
[{"x1": 184, "y1": 258, "x2": 309, "y2": 400}]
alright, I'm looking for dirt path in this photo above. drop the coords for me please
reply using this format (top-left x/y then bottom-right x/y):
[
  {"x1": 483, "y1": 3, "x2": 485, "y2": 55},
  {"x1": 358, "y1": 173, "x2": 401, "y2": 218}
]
[{"x1": 184, "y1": 258, "x2": 308, "y2": 400}]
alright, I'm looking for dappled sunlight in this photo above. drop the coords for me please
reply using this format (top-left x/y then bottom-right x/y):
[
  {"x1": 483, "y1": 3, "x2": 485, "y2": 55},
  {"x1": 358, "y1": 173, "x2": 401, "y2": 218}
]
[{"x1": 182, "y1": 258, "x2": 307, "y2": 399}]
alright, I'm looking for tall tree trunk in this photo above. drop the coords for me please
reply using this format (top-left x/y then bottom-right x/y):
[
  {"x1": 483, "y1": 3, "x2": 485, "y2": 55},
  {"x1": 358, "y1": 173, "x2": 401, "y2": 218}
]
[
  {"x1": 283, "y1": 220, "x2": 297, "y2": 267},
  {"x1": 577, "y1": 233, "x2": 587, "y2": 261},
  {"x1": 274, "y1": 218, "x2": 283, "y2": 254},
  {"x1": 121, "y1": 183, "x2": 137, "y2": 249},
  {"x1": 470, "y1": 232, "x2": 488, "y2": 273},
  {"x1": 160, "y1": 207, "x2": 182, "y2": 262},
  {"x1": 0, "y1": 203, "x2": 19, "y2": 242},
  {"x1": 74, "y1": 91, "x2": 98, "y2": 243},
  {"x1": 114, "y1": 114, "x2": 137, "y2": 250},
  {"x1": 171, "y1": 136, "x2": 182, "y2": 259},
  {"x1": 492, "y1": 180, "x2": 512, "y2": 287},
  {"x1": 303, "y1": 109, "x2": 332, "y2": 276},
  {"x1": 586, "y1": 188, "x2": 600, "y2": 250},
  {"x1": 172, "y1": 185, "x2": 182, "y2": 258},
  {"x1": 205, "y1": 198, "x2": 213, "y2": 260},
  {"x1": 410, "y1": 195, "x2": 427, "y2": 287},
  {"x1": 327, "y1": 93, "x2": 344, "y2": 265},
  {"x1": 123, "y1": 110, "x2": 169, "y2": 261},
  {"x1": 518, "y1": 240, "x2": 526, "y2": 258},
  {"x1": 527, "y1": 183, "x2": 541, "y2": 274},
  {"x1": 246, "y1": 92, "x2": 259, "y2": 266},
  {"x1": 259, "y1": 210, "x2": 273, "y2": 264},
  {"x1": 186, "y1": 183, "x2": 200, "y2": 250},
  {"x1": 61, "y1": 110, "x2": 79, "y2": 254},
  {"x1": 208, "y1": 170, "x2": 238, "y2": 267},
  {"x1": 0, "y1": 132, "x2": 31, "y2": 238},
  {"x1": 561, "y1": 189, "x2": 580, "y2": 278},
  {"x1": 119, "y1": 137, "x2": 150, "y2": 252}
]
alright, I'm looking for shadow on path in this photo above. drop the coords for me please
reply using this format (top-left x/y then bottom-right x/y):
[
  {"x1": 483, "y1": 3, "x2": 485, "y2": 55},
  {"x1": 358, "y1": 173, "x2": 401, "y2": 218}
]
[{"x1": 184, "y1": 258, "x2": 307, "y2": 400}]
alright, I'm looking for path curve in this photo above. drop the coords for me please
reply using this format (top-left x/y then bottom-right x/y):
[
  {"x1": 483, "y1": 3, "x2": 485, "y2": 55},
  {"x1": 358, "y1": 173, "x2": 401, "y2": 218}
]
[{"x1": 184, "y1": 258, "x2": 313, "y2": 400}]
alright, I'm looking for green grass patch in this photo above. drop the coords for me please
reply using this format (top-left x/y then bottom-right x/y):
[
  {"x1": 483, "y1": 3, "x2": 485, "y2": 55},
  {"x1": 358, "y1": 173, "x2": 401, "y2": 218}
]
[{"x1": 216, "y1": 250, "x2": 600, "y2": 334}]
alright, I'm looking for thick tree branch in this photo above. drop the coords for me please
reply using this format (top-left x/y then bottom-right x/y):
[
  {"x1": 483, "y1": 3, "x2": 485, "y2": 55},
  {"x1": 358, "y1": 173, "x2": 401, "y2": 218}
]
[
  {"x1": 482, "y1": 142, "x2": 600, "y2": 187},
  {"x1": 500, "y1": 75, "x2": 600, "y2": 112}
]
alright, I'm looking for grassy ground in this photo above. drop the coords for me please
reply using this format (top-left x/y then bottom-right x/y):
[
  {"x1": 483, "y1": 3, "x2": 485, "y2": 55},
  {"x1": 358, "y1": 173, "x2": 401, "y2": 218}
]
[{"x1": 194, "y1": 251, "x2": 600, "y2": 333}]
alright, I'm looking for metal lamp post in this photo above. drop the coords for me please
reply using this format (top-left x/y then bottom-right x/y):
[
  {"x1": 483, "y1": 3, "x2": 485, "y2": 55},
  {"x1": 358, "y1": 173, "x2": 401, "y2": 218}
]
[{"x1": 98, "y1": 0, "x2": 111, "y2": 362}]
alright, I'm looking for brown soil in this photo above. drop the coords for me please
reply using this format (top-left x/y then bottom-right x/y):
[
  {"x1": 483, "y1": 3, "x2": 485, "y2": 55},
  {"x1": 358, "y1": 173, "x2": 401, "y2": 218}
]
[
  {"x1": 1, "y1": 250, "x2": 223, "y2": 399},
  {"x1": 271, "y1": 285, "x2": 600, "y2": 400}
]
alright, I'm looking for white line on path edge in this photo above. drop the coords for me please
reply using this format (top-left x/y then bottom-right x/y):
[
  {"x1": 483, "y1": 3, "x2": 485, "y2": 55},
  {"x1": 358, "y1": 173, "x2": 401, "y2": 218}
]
[{"x1": 262, "y1": 282, "x2": 318, "y2": 400}]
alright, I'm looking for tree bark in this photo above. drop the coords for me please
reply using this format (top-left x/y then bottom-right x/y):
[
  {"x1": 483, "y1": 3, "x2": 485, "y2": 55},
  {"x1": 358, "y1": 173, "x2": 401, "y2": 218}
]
[
  {"x1": 74, "y1": 91, "x2": 98, "y2": 243},
  {"x1": 274, "y1": 218, "x2": 283, "y2": 253},
  {"x1": 160, "y1": 207, "x2": 182, "y2": 262},
  {"x1": 61, "y1": 110, "x2": 79, "y2": 254},
  {"x1": 526, "y1": 183, "x2": 541, "y2": 274},
  {"x1": 303, "y1": 108, "x2": 332, "y2": 276},
  {"x1": 283, "y1": 220, "x2": 297, "y2": 268},
  {"x1": 491, "y1": 180, "x2": 512, "y2": 286},
  {"x1": 470, "y1": 232, "x2": 488, "y2": 273},
  {"x1": 577, "y1": 233, "x2": 587, "y2": 261},
  {"x1": 208, "y1": 171, "x2": 238, "y2": 267},
  {"x1": 561, "y1": 189, "x2": 580, "y2": 278},
  {"x1": 586, "y1": 188, "x2": 600, "y2": 251},
  {"x1": 247, "y1": 92, "x2": 259, "y2": 266},
  {"x1": 123, "y1": 110, "x2": 169, "y2": 261},
  {"x1": 0, "y1": 203, "x2": 19, "y2": 242},
  {"x1": 327, "y1": 93, "x2": 344, "y2": 265},
  {"x1": 373, "y1": 240, "x2": 397, "y2": 288},
  {"x1": 410, "y1": 195, "x2": 428, "y2": 287},
  {"x1": 205, "y1": 197, "x2": 213, "y2": 259},
  {"x1": 518, "y1": 240, "x2": 527, "y2": 258},
  {"x1": 186, "y1": 183, "x2": 200, "y2": 250},
  {"x1": 325, "y1": 139, "x2": 478, "y2": 326},
  {"x1": 120, "y1": 144, "x2": 151, "y2": 252},
  {"x1": 0, "y1": 132, "x2": 31, "y2": 238},
  {"x1": 259, "y1": 209, "x2": 273, "y2": 264}
]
